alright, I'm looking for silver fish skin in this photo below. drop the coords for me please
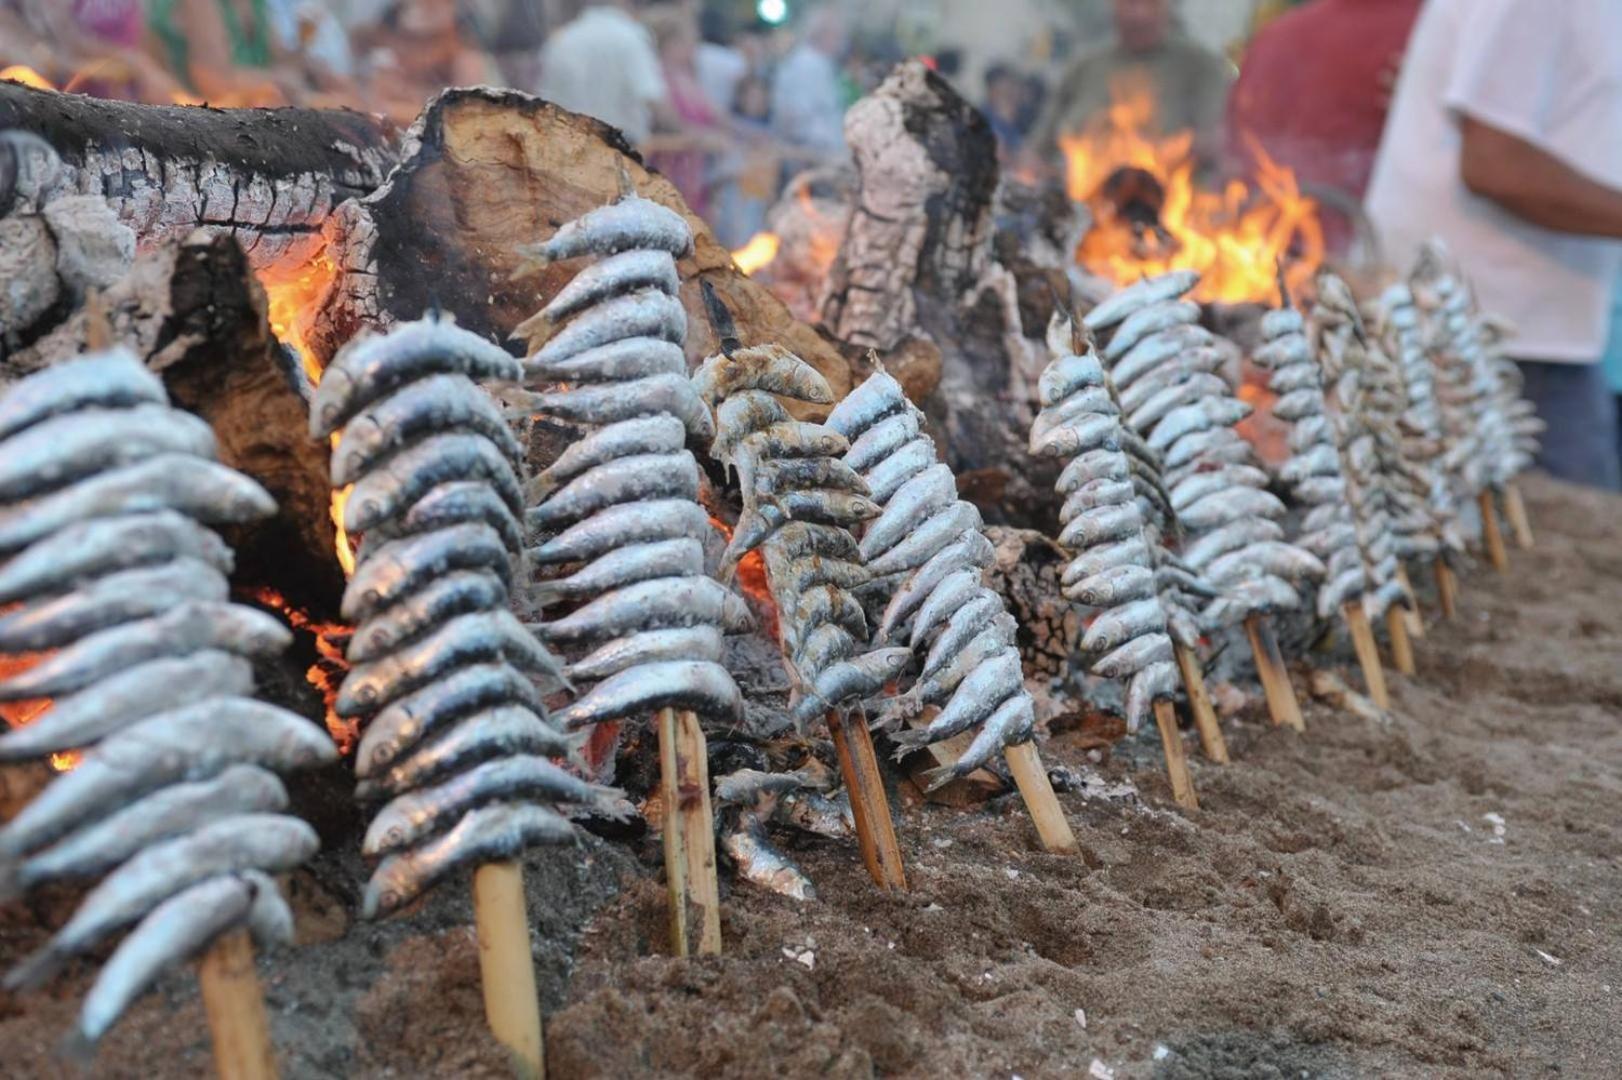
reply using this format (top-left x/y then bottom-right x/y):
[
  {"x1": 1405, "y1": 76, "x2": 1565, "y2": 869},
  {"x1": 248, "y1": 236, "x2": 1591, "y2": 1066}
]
[
  {"x1": 1030, "y1": 411, "x2": 1122, "y2": 459},
  {"x1": 754, "y1": 456, "x2": 868, "y2": 498},
  {"x1": 824, "y1": 370, "x2": 908, "y2": 439},
  {"x1": 1037, "y1": 350, "x2": 1108, "y2": 408},
  {"x1": 1103, "y1": 300, "x2": 1201, "y2": 360},
  {"x1": 1056, "y1": 448, "x2": 1130, "y2": 493},
  {"x1": 904, "y1": 617, "x2": 1018, "y2": 710},
  {"x1": 711, "y1": 391, "x2": 793, "y2": 465},
  {"x1": 530, "y1": 195, "x2": 692, "y2": 264},
  {"x1": 1317, "y1": 566, "x2": 1366, "y2": 620},
  {"x1": 861, "y1": 436, "x2": 935, "y2": 504},
  {"x1": 69, "y1": 874, "x2": 257, "y2": 1054},
  {"x1": 1065, "y1": 564, "x2": 1157, "y2": 607},
  {"x1": 907, "y1": 570, "x2": 985, "y2": 649},
  {"x1": 310, "y1": 318, "x2": 522, "y2": 438},
  {"x1": 867, "y1": 500, "x2": 982, "y2": 577},
  {"x1": 11, "y1": 766, "x2": 287, "y2": 897},
  {"x1": 524, "y1": 335, "x2": 688, "y2": 385},
  {"x1": 693, "y1": 343, "x2": 835, "y2": 405},
  {"x1": 1146, "y1": 398, "x2": 1252, "y2": 452},
  {"x1": 357, "y1": 706, "x2": 575, "y2": 801},
  {"x1": 844, "y1": 410, "x2": 920, "y2": 474},
  {"x1": 0, "y1": 509, "x2": 232, "y2": 604},
  {"x1": 364, "y1": 755, "x2": 623, "y2": 856},
  {"x1": 892, "y1": 649, "x2": 1023, "y2": 752},
  {"x1": 1092, "y1": 630, "x2": 1172, "y2": 679},
  {"x1": 1029, "y1": 387, "x2": 1120, "y2": 444},
  {"x1": 0, "y1": 350, "x2": 166, "y2": 443},
  {"x1": 344, "y1": 433, "x2": 522, "y2": 534},
  {"x1": 0, "y1": 651, "x2": 253, "y2": 762},
  {"x1": 1081, "y1": 597, "x2": 1166, "y2": 653},
  {"x1": 0, "y1": 455, "x2": 275, "y2": 554},
  {"x1": 789, "y1": 647, "x2": 913, "y2": 726},
  {"x1": 1286, "y1": 414, "x2": 1333, "y2": 453},
  {"x1": 354, "y1": 664, "x2": 548, "y2": 781},
  {"x1": 337, "y1": 610, "x2": 566, "y2": 717},
  {"x1": 531, "y1": 537, "x2": 704, "y2": 608},
  {"x1": 1060, "y1": 536, "x2": 1151, "y2": 586},
  {"x1": 539, "y1": 575, "x2": 751, "y2": 646},
  {"x1": 363, "y1": 480, "x2": 525, "y2": 555},
  {"x1": 791, "y1": 585, "x2": 868, "y2": 642},
  {"x1": 1182, "y1": 518, "x2": 1285, "y2": 567},
  {"x1": 529, "y1": 414, "x2": 687, "y2": 499},
  {"x1": 330, "y1": 374, "x2": 522, "y2": 486},
  {"x1": 0, "y1": 602, "x2": 289, "y2": 701},
  {"x1": 1201, "y1": 574, "x2": 1301, "y2": 623},
  {"x1": 4, "y1": 814, "x2": 318, "y2": 992},
  {"x1": 363, "y1": 802, "x2": 576, "y2": 919},
  {"x1": 760, "y1": 552, "x2": 869, "y2": 597},
  {"x1": 1163, "y1": 426, "x2": 1247, "y2": 470},
  {"x1": 537, "y1": 249, "x2": 680, "y2": 325},
  {"x1": 1170, "y1": 466, "x2": 1270, "y2": 511},
  {"x1": 525, "y1": 371, "x2": 712, "y2": 442},
  {"x1": 527, "y1": 452, "x2": 699, "y2": 531},
  {"x1": 1126, "y1": 373, "x2": 1231, "y2": 433},
  {"x1": 566, "y1": 625, "x2": 724, "y2": 681},
  {"x1": 0, "y1": 558, "x2": 228, "y2": 652},
  {"x1": 713, "y1": 768, "x2": 802, "y2": 807},
  {"x1": 347, "y1": 570, "x2": 510, "y2": 664},
  {"x1": 859, "y1": 464, "x2": 956, "y2": 559},
  {"x1": 1059, "y1": 478, "x2": 1135, "y2": 522},
  {"x1": 1178, "y1": 487, "x2": 1287, "y2": 532},
  {"x1": 919, "y1": 592, "x2": 1003, "y2": 681},
  {"x1": 1109, "y1": 324, "x2": 1215, "y2": 390},
  {"x1": 1125, "y1": 660, "x2": 1178, "y2": 732},
  {"x1": 1082, "y1": 270, "x2": 1199, "y2": 331},
  {"x1": 764, "y1": 488, "x2": 881, "y2": 532},
  {"x1": 527, "y1": 289, "x2": 686, "y2": 364},
  {"x1": 723, "y1": 812, "x2": 816, "y2": 900},
  {"x1": 732, "y1": 426, "x2": 851, "y2": 495},
  {"x1": 1279, "y1": 443, "x2": 1341, "y2": 485},
  {"x1": 529, "y1": 498, "x2": 712, "y2": 565},
  {"x1": 1057, "y1": 503, "x2": 1144, "y2": 550},
  {"x1": 790, "y1": 622, "x2": 856, "y2": 683},
  {"x1": 0, "y1": 699, "x2": 333, "y2": 859},
  {"x1": 0, "y1": 404, "x2": 217, "y2": 502},
  {"x1": 1271, "y1": 387, "x2": 1326, "y2": 422},
  {"x1": 1263, "y1": 360, "x2": 1321, "y2": 396},
  {"x1": 875, "y1": 530, "x2": 995, "y2": 643},
  {"x1": 552, "y1": 660, "x2": 743, "y2": 729},
  {"x1": 920, "y1": 692, "x2": 1034, "y2": 790},
  {"x1": 343, "y1": 523, "x2": 512, "y2": 623},
  {"x1": 243, "y1": 869, "x2": 295, "y2": 950},
  {"x1": 770, "y1": 521, "x2": 863, "y2": 562}
]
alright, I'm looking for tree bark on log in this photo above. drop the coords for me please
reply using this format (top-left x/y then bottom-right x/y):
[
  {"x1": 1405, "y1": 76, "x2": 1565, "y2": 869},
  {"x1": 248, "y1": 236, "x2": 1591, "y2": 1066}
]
[
  {"x1": 0, "y1": 82, "x2": 396, "y2": 270},
  {"x1": 310, "y1": 87, "x2": 851, "y2": 404}
]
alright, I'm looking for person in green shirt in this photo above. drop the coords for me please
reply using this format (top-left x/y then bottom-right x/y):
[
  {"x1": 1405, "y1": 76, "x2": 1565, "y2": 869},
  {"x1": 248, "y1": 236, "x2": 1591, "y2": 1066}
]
[{"x1": 1025, "y1": 0, "x2": 1234, "y2": 182}]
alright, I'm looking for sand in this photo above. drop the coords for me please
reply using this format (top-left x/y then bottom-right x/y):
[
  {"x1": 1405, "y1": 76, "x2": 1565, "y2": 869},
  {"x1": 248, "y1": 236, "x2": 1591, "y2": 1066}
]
[{"x1": 1, "y1": 472, "x2": 1619, "y2": 1078}]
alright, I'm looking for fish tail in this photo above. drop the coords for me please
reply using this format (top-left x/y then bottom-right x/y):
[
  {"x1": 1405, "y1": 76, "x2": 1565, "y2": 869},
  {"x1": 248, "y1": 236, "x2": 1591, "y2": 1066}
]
[
  {"x1": 5, "y1": 944, "x2": 63, "y2": 992},
  {"x1": 523, "y1": 474, "x2": 557, "y2": 504},
  {"x1": 887, "y1": 727, "x2": 934, "y2": 760},
  {"x1": 524, "y1": 580, "x2": 565, "y2": 610},
  {"x1": 918, "y1": 763, "x2": 964, "y2": 794},
  {"x1": 57, "y1": 1029, "x2": 97, "y2": 1067}
]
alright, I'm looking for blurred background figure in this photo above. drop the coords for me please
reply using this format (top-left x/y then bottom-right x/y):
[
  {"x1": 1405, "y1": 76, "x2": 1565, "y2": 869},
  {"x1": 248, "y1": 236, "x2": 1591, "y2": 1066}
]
[
  {"x1": 458, "y1": 0, "x2": 549, "y2": 91},
  {"x1": 770, "y1": 5, "x2": 850, "y2": 168},
  {"x1": 641, "y1": 3, "x2": 725, "y2": 217},
  {"x1": 710, "y1": 72, "x2": 780, "y2": 247},
  {"x1": 1026, "y1": 0, "x2": 1233, "y2": 172},
  {"x1": 354, "y1": 0, "x2": 495, "y2": 123},
  {"x1": 538, "y1": 0, "x2": 671, "y2": 147},
  {"x1": 982, "y1": 62, "x2": 1028, "y2": 163},
  {"x1": 1366, "y1": 0, "x2": 1622, "y2": 490},
  {"x1": 1227, "y1": 0, "x2": 1421, "y2": 254}
]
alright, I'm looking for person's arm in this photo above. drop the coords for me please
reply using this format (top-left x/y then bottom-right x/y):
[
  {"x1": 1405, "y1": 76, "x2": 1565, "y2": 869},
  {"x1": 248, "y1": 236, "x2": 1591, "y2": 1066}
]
[{"x1": 1458, "y1": 114, "x2": 1622, "y2": 239}]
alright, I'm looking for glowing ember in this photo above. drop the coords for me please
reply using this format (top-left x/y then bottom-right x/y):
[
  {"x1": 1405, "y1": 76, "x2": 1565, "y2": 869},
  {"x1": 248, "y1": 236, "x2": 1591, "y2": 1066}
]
[
  {"x1": 732, "y1": 232, "x2": 781, "y2": 275},
  {"x1": 0, "y1": 649, "x2": 75, "y2": 772},
  {"x1": 1061, "y1": 76, "x2": 1324, "y2": 305},
  {"x1": 247, "y1": 586, "x2": 355, "y2": 753},
  {"x1": 707, "y1": 515, "x2": 779, "y2": 645},
  {"x1": 0, "y1": 65, "x2": 55, "y2": 90}
]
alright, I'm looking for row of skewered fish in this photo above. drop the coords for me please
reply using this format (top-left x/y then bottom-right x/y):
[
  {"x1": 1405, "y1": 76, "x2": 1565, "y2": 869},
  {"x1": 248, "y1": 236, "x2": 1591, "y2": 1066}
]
[
  {"x1": 312, "y1": 317, "x2": 619, "y2": 920},
  {"x1": 826, "y1": 370, "x2": 1035, "y2": 787},
  {"x1": 0, "y1": 351, "x2": 335, "y2": 1053},
  {"x1": 516, "y1": 186, "x2": 747, "y2": 737}
]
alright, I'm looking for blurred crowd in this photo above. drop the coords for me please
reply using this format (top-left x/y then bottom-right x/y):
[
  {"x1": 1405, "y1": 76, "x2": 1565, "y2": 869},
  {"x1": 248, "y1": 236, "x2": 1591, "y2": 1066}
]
[{"x1": 3, "y1": 0, "x2": 1620, "y2": 489}]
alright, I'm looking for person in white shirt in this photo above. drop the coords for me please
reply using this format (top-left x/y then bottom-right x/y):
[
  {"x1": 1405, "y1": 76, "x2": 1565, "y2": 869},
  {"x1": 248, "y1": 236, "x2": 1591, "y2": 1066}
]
[
  {"x1": 769, "y1": 6, "x2": 849, "y2": 165},
  {"x1": 537, "y1": 1, "x2": 670, "y2": 146},
  {"x1": 1365, "y1": 0, "x2": 1622, "y2": 490}
]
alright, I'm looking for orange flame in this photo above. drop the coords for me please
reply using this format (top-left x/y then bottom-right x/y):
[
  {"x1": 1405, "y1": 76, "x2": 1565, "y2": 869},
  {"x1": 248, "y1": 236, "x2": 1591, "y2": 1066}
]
[
  {"x1": 707, "y1": 515, "x2": 779, "y2": 644},
  {"x1": 732, "y1": 232, "x2": 781, "y2": 275},
  {"x1": 1061, "y1": 75, "x2": 1324, "y2": 305},
  {"x1": 0, "y1": 647, "x2": 77, "y2": 772},
  {"x1": 247, "y1": 586, "x2": 355, "y2": 753},
  {"x1": 0, "y1": 65, "x2": 55, "y2": 91}
]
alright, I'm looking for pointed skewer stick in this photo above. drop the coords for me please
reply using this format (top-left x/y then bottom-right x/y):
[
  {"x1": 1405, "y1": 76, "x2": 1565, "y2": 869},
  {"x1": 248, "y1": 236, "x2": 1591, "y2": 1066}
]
[
  {"x1": 1151, "y1": 700, "x2": 1199, "y2": 810},
  {"x1": 673, "y1": 709, "x2": 722, "y2": 955},
  {"x1": 1004, "y1": 741, "x2": 1079, "y2": 854},
  {"x1": 471, "y1": 862, "x2": 545, "y2": 1080},
  {"x1": 1242, "y1": 614, "x2": 1305, "y2": 732},
  {"x1": 828, "y1": 708, "x2": 907, "y2": 890},
  {"x1": 1433, "y1": 560, "x2": 1459, "y2": 620},
  {"x1": 656, "y1": 708, "x2": 689, "y2": 954},
  {"x1": 1172, "y1": 641, "x2": 1230, "y2": 763},
  {"x1": 1395, "y1": 563, "x2": 1425, "y2": 638},
  {"x1": 1478, "y1": 490, "x2": 1510, "y2": 573},
  {"x1": 1502, "y1": 482, "x2": 1535, "y2": 550},
  {"x1": 1342, "y1": 602, "x2": 1389, "y2": 709},
  {"x1": 1385, "y1": 605, "x2": 1417, "y2": 676},
  {"x1": 197, "y1": 929, "x2": 278, "y2": 1080}
]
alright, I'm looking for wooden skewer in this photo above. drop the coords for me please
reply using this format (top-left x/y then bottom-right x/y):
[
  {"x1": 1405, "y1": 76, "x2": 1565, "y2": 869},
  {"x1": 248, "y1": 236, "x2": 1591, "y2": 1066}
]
[
  {"x1": 1385, "y1": 605, "x2": 1416, "y2": 676},
  {"x1": 1151, "y1": 699, "x2": 1199, "y2": 810},
  {"x1": 673, "y1": 709, "x2": 721, "y2": 955},
  {"x1": 1003, "y1": 741, "x2": 1078, "y2": 854},
  {"x1": 1395, "y1": 563, "x2": 1424, "y2": 638},
  {"x1": 1433, "y1": 560, "x2": 1459, "y2": 620},
  {"x1": 1242, "y1": 614, "x2": 1304, "y2": 732},
  {"x1": 197, "y1": 929, "x2": 278, "y2": 1080},
  {"x1": 1478, "y1": 490, "x2": 1509, "y2": 572},
  {"x1": 656, "y1": 707, "x2": 689, "y2": 954},
  {"x1": 1342, "y1": 602, "x2": 1389, "y2": 709},
  {"x1": 1502, "y1": 482, "x2": 1534, "y2": 549},
  {"x1": 1172, "y1": 641, "x2": 1229, "y2": 763},
  {"x1": 471, "y1": 862, "x2": 545, "y2": 1080},
  {"x1": 828, "y1": 708, "x2": 907, "y2": 890}
]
